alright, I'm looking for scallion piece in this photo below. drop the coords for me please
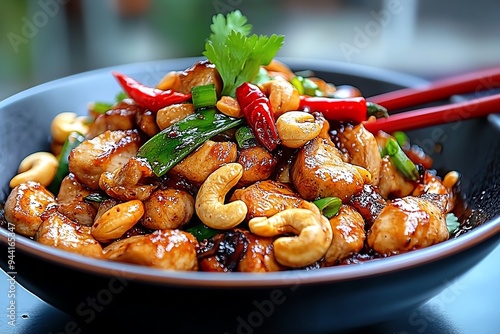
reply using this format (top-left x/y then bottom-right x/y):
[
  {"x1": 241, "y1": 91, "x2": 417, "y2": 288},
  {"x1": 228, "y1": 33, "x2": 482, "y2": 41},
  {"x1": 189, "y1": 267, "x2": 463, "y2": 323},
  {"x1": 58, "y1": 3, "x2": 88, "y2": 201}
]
[
  {"x1": 84, "y1": 192, "x2": 109, "y2": 203},
  {"x1": 235, "y1": 125, "x2": 257, "y2": 148},
  {"x1": 446, "y1": 213, "x2": 460, "y2": 234},
  {"x1": 385, "y1": 137, "x2": 419, "y2": 181},
  {"x1": 313, "y1": 197, "x2": 342, "y2": 219},
  {"x1": 137, "y1": 108, "x2": 244, "y2": 177},
  {"x1": 191, "y1": 84, "x2": 218, "y2": 109},
  {"x1": 47, "y1": 131, "x2": 85, "y2": 194},
  {"x1": 186, "y1": 223, "x2": 219, "y2": 242}
]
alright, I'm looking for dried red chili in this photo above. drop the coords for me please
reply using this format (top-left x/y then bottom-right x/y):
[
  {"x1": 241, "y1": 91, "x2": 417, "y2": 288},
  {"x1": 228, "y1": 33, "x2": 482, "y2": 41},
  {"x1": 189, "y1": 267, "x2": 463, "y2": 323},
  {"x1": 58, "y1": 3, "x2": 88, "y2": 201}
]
[
  {"x1": 112, "y1": 71, "x2": 191, "y2": 112},
  {"x1": 236, "y1": 82, "x2": 280, "y2": 152}
]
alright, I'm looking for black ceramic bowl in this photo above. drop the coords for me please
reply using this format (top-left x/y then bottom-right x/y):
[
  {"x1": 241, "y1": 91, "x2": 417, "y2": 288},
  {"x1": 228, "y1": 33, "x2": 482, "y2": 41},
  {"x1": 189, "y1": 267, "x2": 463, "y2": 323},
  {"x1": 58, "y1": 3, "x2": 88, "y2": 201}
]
[{"x1": 0, "y1": 58, "x2": 499, "y2": 334}]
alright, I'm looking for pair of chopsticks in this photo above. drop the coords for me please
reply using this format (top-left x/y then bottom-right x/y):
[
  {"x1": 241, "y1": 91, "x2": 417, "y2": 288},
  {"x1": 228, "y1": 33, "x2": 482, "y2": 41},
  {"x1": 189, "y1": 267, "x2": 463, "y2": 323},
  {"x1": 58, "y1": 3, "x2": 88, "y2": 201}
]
[{"x1": 363, "y1": 67, "x2": 500, "y2": 134}]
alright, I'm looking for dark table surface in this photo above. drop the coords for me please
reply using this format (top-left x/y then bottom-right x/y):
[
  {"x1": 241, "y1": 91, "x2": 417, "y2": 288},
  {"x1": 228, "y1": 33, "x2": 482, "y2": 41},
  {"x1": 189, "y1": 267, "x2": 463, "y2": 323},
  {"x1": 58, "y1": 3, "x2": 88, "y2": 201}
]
[{"x1": 1, "y1": 242, "x2": 499, "y2": 334}]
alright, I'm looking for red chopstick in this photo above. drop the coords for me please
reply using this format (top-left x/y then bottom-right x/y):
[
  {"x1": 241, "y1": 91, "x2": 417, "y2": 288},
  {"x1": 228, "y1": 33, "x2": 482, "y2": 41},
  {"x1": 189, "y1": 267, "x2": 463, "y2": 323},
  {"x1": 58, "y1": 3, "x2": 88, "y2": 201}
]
[
  {"x1": 363, "y1": 93, "x2": 500, "y2": 134},
  {"x1": 367, "y1": 67, "x2": 500, "y2": 111}
]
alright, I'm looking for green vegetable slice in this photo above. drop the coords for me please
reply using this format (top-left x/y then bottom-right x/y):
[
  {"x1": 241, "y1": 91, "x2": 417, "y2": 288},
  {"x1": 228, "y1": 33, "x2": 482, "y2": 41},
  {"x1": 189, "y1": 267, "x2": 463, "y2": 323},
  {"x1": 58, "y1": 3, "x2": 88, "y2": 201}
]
[
  {"x1": 384, "y1": 137, "x2": 419, "y2": 181},
  {"x1": 313, "y1": 197, "x2": 342, "y2": 218},
  {"x1": 191, "y1": 84, "x2": 217, "y2": 109},
  {"x1": 137, "y1": 108, "x2": 244, "y2": 177},
  {"x1": 446, "y1": 213, "x2": 460, "y2": 233},
  {"x1": 186, "y1": 223, "x2": 220, "y2": 242},
  {"x1": 47, "y1": 131, "x2": 85, "y2": 194}
]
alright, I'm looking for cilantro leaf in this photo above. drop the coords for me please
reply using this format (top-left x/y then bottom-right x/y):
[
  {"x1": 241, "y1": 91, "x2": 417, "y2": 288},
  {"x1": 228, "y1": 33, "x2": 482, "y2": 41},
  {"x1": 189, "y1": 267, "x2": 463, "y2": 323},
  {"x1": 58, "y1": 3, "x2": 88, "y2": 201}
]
[{"x1": 203, "y1": 10, "x2": 284, "y2": 97}]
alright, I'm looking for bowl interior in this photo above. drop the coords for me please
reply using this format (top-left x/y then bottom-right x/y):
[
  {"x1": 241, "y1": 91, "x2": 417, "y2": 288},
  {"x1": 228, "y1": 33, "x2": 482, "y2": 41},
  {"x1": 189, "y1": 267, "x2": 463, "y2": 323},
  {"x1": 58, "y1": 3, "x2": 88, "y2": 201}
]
[{"x1": 0, "y1": 57, "x2": 499, "y2": 287}]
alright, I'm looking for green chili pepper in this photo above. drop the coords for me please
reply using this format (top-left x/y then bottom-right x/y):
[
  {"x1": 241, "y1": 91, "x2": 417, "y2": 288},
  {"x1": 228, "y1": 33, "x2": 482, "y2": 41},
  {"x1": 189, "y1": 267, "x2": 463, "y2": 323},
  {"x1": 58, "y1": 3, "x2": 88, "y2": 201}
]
[
  {"x1": 48, "y1": 131, "x2": 85, "y2": 194},
  {"x1": 235, "y1": 125, "x2": 257, "y2": 149},
  {"x1": 186, "y1": 223, "x2": 220, "y2": 242},
  {"x1": 313, "y1": 197, "x2": 342, "y2": 218},
  {"x1": 137, "y1": 108, "x2": 244, "y2": 177},
  {"x1": 385, "y1": 137, "x2": 419, "y2": 181}
]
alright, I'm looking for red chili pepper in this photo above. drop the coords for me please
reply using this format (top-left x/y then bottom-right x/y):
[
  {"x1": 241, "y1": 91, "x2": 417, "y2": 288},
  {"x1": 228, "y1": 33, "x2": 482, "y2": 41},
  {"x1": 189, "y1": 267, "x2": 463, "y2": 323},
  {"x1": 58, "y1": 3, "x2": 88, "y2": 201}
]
[
  {"x1": 112, "y1": 71, "x2": 191, "y2": 112},
  {"x1": 236, "y1": 82, "x2": 280, "y2": 152},
  {"x1": 299, "y1": 96, "x2": 367, "y2": 123}
]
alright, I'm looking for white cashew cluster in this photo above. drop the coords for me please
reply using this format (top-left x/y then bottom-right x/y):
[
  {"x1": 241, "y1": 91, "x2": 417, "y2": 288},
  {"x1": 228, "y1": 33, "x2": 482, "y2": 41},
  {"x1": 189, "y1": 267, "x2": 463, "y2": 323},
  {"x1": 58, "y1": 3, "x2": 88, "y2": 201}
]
[
  {"x1": 276, "y1": 111, "x2": 322, "y2": 148},
  {"x1": 195, "y1": 163, "x2": 248, "y2": 230},
  {"x1": 9, "y1": 152, "x2": 59, "y2": 188},
  {"x1": 248, "y1": 203, "x2": 333, "y2": 267}
]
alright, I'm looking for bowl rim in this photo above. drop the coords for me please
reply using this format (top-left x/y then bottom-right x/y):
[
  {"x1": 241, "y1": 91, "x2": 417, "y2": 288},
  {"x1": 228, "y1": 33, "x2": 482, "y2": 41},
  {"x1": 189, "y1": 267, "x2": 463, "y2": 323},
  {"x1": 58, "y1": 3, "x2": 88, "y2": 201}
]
[{"x1": 1, "y1": 57, "x2": 499, "y2": 288}]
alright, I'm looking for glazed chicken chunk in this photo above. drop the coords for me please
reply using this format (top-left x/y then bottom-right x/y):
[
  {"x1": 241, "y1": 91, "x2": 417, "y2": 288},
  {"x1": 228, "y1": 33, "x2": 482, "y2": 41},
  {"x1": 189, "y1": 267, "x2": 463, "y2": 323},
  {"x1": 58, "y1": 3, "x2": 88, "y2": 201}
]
[
  {"x1": 69, "y1": 129, "x2": 142, "y2": 189},
  {"x1": 291, "y1": 136, "x2": 371, "y2": 202}
]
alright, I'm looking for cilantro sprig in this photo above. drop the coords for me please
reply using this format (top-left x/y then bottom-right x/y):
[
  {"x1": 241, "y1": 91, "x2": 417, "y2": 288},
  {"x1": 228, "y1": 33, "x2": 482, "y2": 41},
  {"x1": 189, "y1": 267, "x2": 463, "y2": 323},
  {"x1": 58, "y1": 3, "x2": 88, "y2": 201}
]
[{"x1": 203, "y1": 10, "x2": 284, "y2": 97}]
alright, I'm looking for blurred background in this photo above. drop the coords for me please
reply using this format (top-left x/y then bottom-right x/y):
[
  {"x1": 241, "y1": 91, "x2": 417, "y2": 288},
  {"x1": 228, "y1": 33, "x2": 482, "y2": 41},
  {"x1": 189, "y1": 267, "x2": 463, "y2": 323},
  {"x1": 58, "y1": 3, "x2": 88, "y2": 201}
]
[{"x1": 1, "y1": 0, "x2": 499, "y2": 101}]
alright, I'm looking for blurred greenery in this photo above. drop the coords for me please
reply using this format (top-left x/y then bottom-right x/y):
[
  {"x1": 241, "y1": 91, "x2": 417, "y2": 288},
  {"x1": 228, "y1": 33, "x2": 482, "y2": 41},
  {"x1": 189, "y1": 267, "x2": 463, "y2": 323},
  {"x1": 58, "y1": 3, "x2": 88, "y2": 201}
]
[{"x1": 1, "y1": 0, "x2": 499, "y2": 101}]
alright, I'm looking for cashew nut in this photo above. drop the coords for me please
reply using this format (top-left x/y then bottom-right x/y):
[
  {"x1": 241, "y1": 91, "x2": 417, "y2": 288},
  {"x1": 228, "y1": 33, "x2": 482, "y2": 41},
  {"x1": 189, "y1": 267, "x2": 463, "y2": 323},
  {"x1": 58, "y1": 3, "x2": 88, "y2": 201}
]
[
  {"x1": 9, "y1": 152, "x2": 59, "y2": 188},
  {"x1": 195, "y1": 163, "x2": 248, "y2": 230},
  {"x1": 276, "y1": 111, "x2": 322, "y2": 148},
  {"x1": 51, "y1": 112, "x2": 90, "y2": 144},
  {"x1": 248, "y1": 205, "x2": 333, "y2": 268},
  {"x1": 92, "y1": 200, "x2": 144, "y2": 243},
  {"x1": 216, "y1": 95, "x2": 243, "y2": 118},
  {"x1": 260, "y1": 80, "x2": 300, "y2": 117}
]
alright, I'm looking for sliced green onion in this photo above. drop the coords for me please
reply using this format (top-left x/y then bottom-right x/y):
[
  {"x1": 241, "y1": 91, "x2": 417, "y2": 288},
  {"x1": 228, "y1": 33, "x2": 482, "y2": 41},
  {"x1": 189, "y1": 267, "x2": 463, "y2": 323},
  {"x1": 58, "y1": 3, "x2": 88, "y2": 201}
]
[
  {"x1": 366, "y1": 101, "x2": 388, "y2": 119},
  {"x1": 385, "y1": 138, "x2": 419, "y2": 181},
  {"x1": 186, "y1": 223, "x2": 219, "y2": 242},
  {"x1": 235, "y1": 125, "x2": 257, "y2": 149},
  {"x1": 47, "y1": 131, "x2": 85, "y2": 194},
  {"x1": 313, "y1": 197, "x2": 342, "y2": 219},
  {"x1": 137, "y1": 108, "x2": 244, "y2": 177},
  {"x1": 290, "y1": 76, "x2": 305, "y2": 95},
  {"x1": 446, "y1": 213, "x2": 460, "y2": 234},
  {"x1": 84, "y1": 192, "x2": 109, "y2": 203},
  {"x1": 392, "y1": 131, "x2": 408, "y2": 147},
  {"x1": 290, "y1": 76, "x2": 322, "y2": 96},
  {"x1": 192, "y1": 84, "x2": 218, "y2": 109}
]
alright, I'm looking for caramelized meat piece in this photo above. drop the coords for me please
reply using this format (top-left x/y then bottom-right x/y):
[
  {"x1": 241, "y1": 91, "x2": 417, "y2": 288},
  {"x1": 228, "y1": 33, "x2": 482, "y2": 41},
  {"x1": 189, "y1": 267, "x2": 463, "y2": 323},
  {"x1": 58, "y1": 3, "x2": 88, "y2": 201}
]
[
  {"x1": 86, "y1": 99, "x2": 140, "y2": 139},
  {"x1": 237, "y1": 145, "x2": 278, "y2": 187},
  {"x1": 291, "y1": 136, "x2": 371, "y2": 202},
  {"x1": 57, "y1": 173, "x2": 98, "y2": 226},
  {"x1": 198, "y1": 230, "x2": 249, "y2": 272},
  {"x1": 69, "y1": 129, "x2": 142, "y2": 190}
]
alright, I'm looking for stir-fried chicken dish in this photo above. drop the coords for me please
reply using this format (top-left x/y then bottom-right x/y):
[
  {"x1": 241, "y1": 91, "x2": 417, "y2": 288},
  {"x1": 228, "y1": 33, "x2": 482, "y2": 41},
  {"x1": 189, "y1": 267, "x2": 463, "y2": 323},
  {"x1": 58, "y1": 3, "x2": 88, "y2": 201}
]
[{"x1": 2, "y1": 11, "x2": 461, "y2": 272}]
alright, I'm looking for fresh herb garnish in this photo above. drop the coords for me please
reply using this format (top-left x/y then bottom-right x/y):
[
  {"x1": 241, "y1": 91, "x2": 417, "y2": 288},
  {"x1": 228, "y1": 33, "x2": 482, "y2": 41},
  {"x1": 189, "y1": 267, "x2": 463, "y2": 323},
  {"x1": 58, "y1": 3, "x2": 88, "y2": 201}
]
[{"x1": 203, "y1": 10, "x2": 284, "y2": 97}]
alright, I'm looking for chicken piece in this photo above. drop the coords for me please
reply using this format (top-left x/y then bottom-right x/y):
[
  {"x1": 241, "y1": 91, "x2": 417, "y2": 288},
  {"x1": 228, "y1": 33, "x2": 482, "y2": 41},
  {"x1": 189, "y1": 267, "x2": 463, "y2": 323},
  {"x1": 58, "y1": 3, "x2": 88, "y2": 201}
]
[
  {"x1": 236, "y1": 146, "x2": 278, "y2": 187},
  {"x1": 237, "y1": 230, "x2": 285, "y2": 272},
  {"x1": 291, "y1": 136, "x2": 371, "y2": 202},
  {"x1": 135, "y1": 108, "x2": 160, "y2": 137},
  {"x1": 367, "y1": 196, "x2": 449, "y2": 255},
  {"x1": 36, "y1": 207, "x2": 103, "y2": 258},
  {"x1": 141, "y1": 188, "x2": 195, "y2": 230},
  {"x1": 349, "y1": 184, "x2": 387, "y2": 226},
  {"x1": 86, "y1": 100, "x2": 140, "y2": 139},
  {"x1": 377, "y1": 156, "x2": 415, "y2": 199},
  {"x1": 56, "y1": 173, "x2": 98, "y2": 226},
  {"x1": 336, "y1": 123, "x2": 381, "y2": 186},
  {"x1": 99, "y1": 156, "x2": 158, "y2": 201},
  {"x1": 4, "y1": 181, "x2": 57, "y2": 237},
  {"x1": 157, "y1": 59, "x2": 222, "y2": 96},
  {"x1": 230, "y1": 180, "x2": 308, "y2": 220},
  {"x1": 323, "y1": 205, "x2": 366, "y2": 266},
  {"x1": 169, "y1": 140, "x2": 237, "y2": 187},
  {"x1": 69, "y1": 129, "x2": 142, "y2": 190},
  {"x1": 103, "y1": 229, "x2": 199, "y2": 271},
  {"x1": 413, "y1": 170, "x2": 453, "y2": 212}
]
